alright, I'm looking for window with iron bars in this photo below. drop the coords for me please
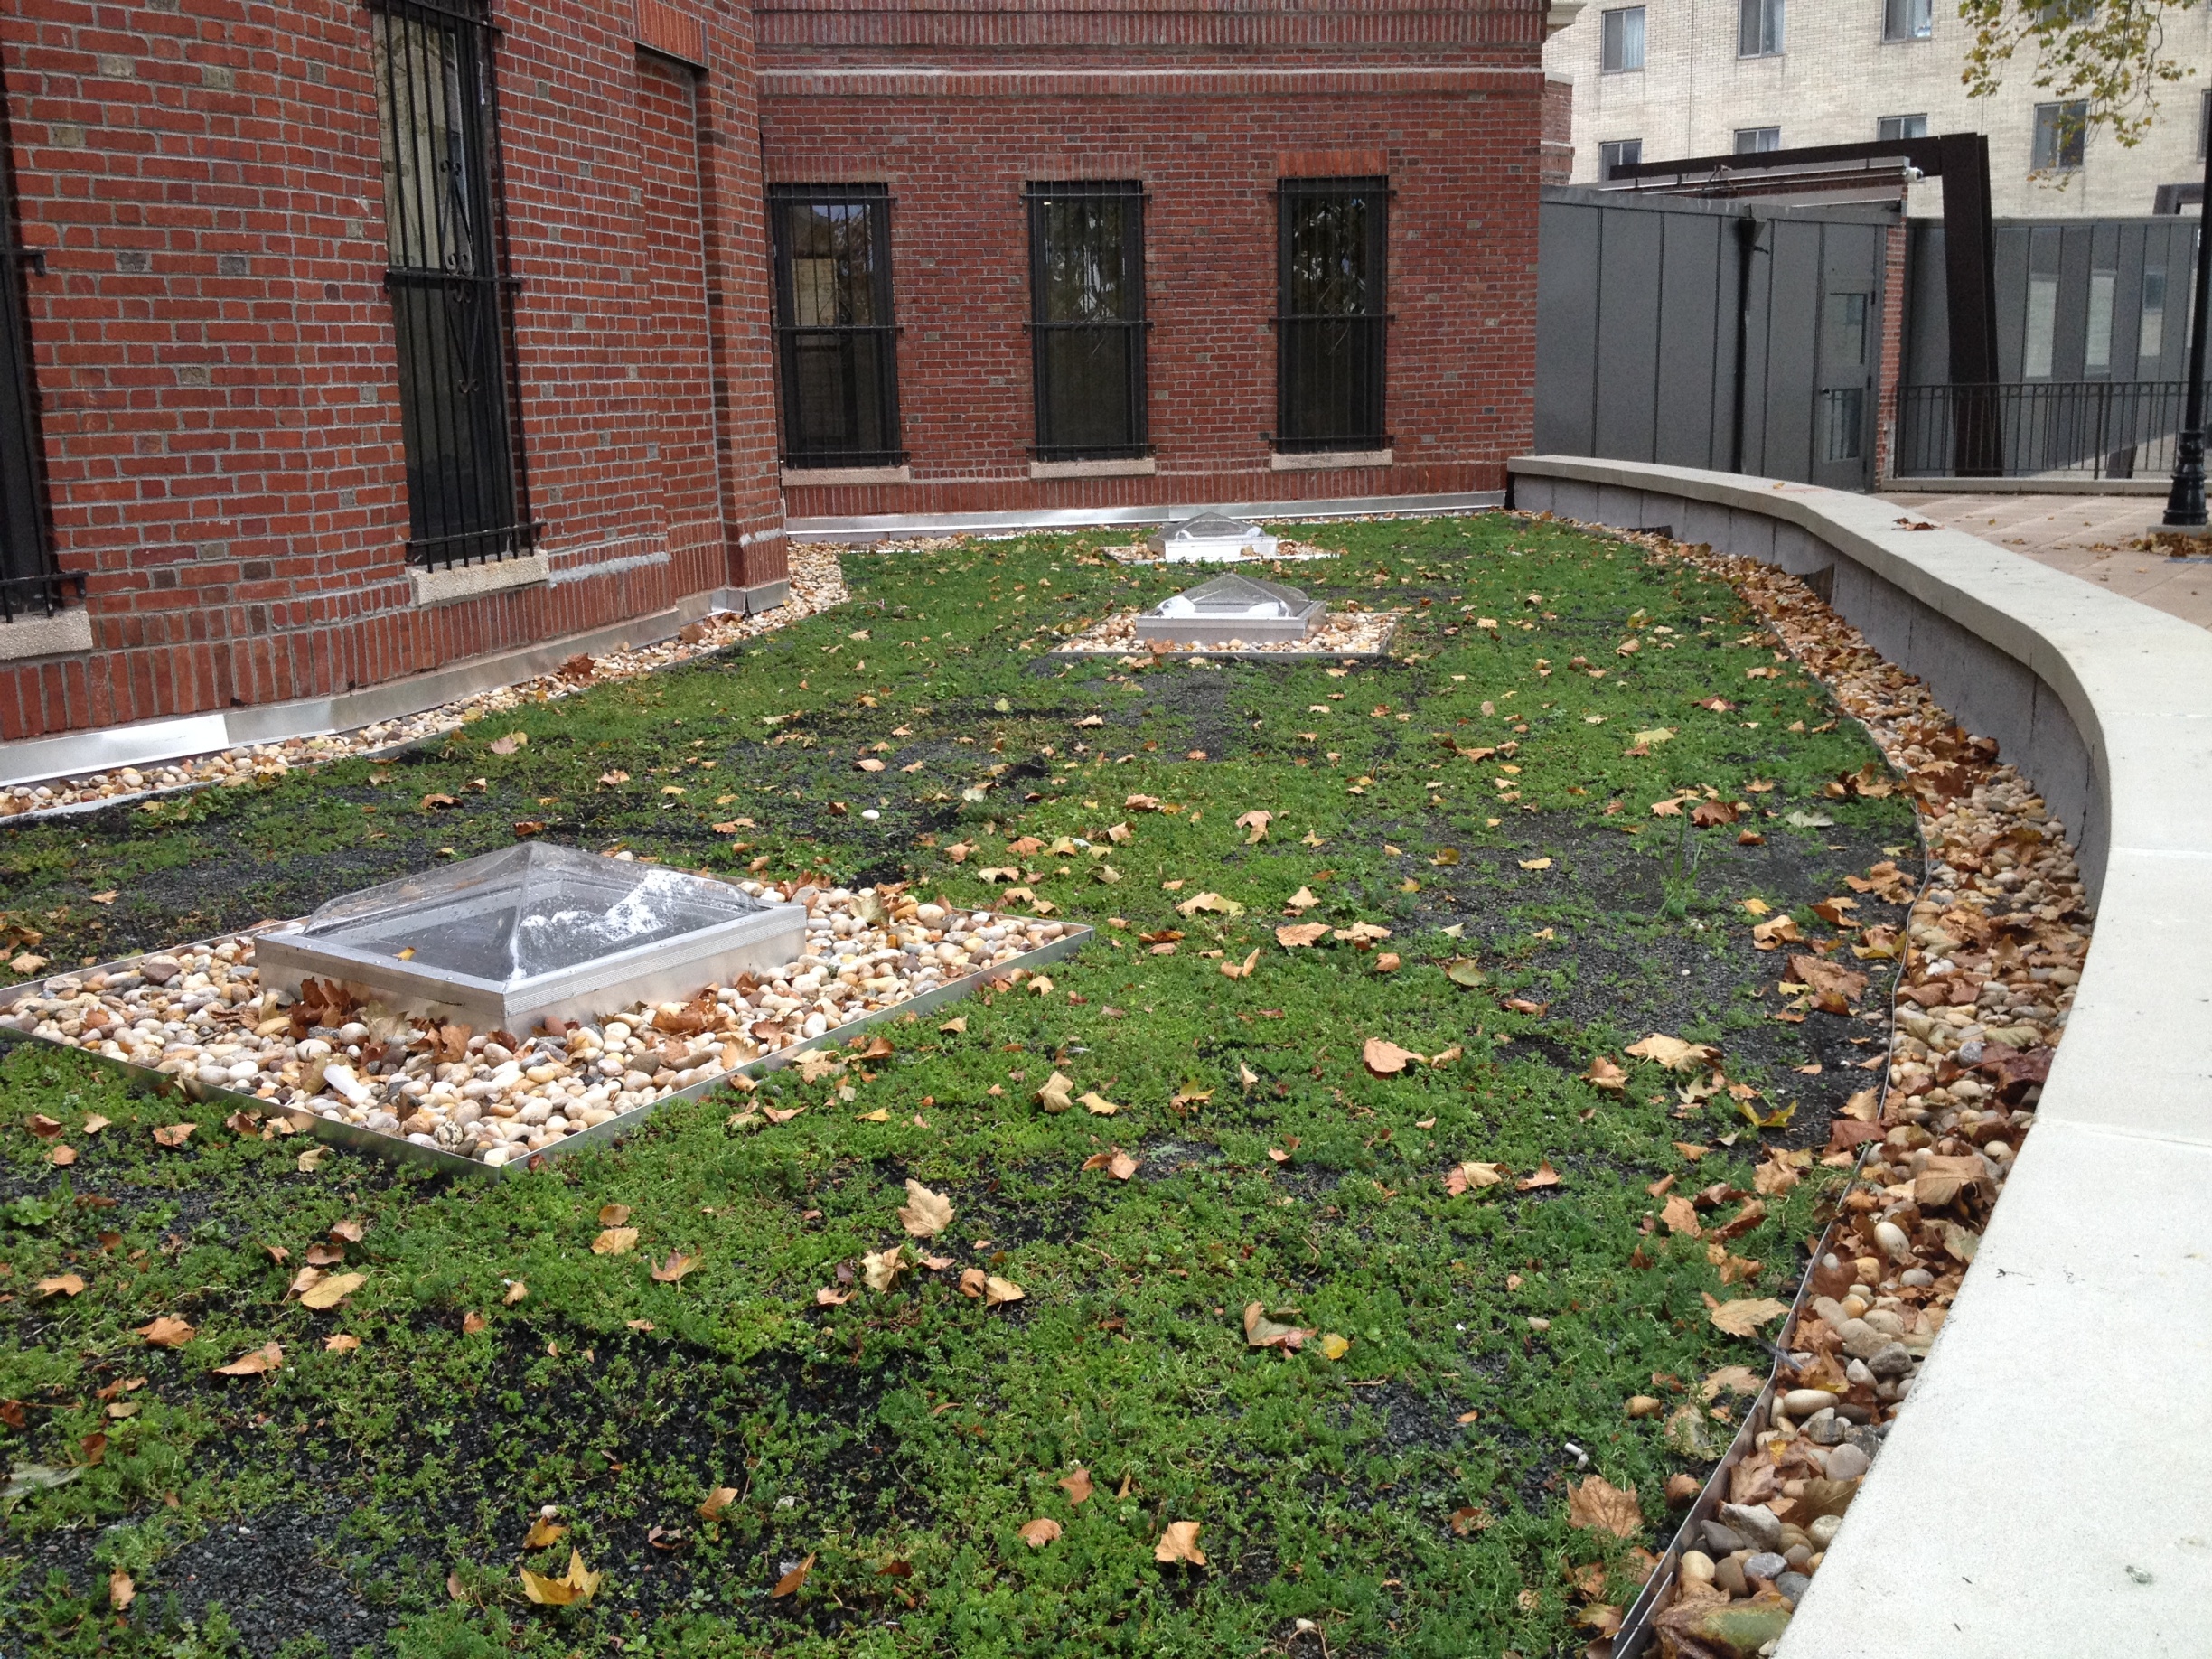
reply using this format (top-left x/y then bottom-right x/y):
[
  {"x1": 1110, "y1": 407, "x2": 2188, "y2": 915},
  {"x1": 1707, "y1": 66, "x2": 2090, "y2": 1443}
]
[
  {"x1": 370, "y1": 0, "x2": 536, "y2": 572},
  {"x1": 1026, "y1": 182, "x2": 1148, "y2": 462},
  {"x1": 1275, "y1": 178, "x2": 1390, "y2": 455},
  {"x1": 770, "y1": 185, "x2": 904, "y2": 468},
  {"x1": 0, "y1": 75, "x2": 70, "y2": 624}
]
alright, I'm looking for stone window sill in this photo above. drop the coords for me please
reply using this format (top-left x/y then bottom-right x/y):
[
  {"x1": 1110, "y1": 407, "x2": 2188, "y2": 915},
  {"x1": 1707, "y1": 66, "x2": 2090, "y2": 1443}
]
[
  {"x1": 781, "y1": 464, "x2": 912, "y2": 487},
  {"x1": 1029, "y1": 456, "x2": 1157, "y2": 480},
  {"x1": 0, "y1": 605, "x2": 93, "y2": 663},
  {"x1": 1270, "y1": 448, "x2": 1393, "y2": 472},
  {"x1": 411, "y1": 552, "x2": 549, "y2": 609}
]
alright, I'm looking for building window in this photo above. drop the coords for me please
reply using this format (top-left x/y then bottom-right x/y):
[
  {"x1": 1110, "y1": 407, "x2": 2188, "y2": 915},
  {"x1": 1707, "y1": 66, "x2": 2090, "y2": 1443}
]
[
  {"x1": 1276, "y1": 177, "x2": 1389, "y2": 454},
  {"x1": 370, "y1": 0, "x2": 534, "y2": 570},
  {"x1": 1735, "y1": 127, "x2": 1783, "y2": 155},
  {"x1": 1600, "y1": 6, "x2": 1646, "y2": 71},
  {"x1": 2031, "y1": 100, "x2": 2087, "y2": 172},
  {"x1": 1882, "y1": 0, "x2": 1932, "y2": 41},
  {"x1": 1026, "y1": 182, "x2": 1147, "y2": 462},
  {"x1": 769, "y1": 185, "x2": 904, "y2": 468},
  {"x1": 2141, "y1": 266, "x2": 2167, "y2": 360},
  {"x1": 0, "y1": 80, "x2": 62, "y2": 620},
  {"x1": 1877, "y1": 114, "x2": 1929, "y2": 143},
  {"x1": 1599, "y1": 139, "x2": 1645, "y2": 181},
  {"x1": 1738, "y1": 0, "x2": 1784, "y2": 57}
]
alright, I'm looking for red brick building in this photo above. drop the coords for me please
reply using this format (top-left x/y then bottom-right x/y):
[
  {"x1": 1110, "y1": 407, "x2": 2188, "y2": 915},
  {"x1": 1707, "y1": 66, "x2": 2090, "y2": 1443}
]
[{"x1": 0, "y1": 0, "x2": 1547, "y2": 748}]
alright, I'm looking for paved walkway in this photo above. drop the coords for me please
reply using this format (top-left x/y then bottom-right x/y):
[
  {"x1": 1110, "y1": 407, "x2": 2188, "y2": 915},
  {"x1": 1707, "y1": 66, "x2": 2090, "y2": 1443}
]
[{"x1": 1879, "y1": 492, "x2": 2212, "y2": 630}]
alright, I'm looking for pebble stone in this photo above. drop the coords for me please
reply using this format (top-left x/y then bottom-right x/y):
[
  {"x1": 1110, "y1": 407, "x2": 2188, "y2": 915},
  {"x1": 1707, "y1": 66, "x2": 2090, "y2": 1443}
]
[
  {"x1": 2, "y1": 877, "x2": 1061, "y2": 1166},
  {"x1": 0, "y1": 549, "x2": 848, "y2": 821}
]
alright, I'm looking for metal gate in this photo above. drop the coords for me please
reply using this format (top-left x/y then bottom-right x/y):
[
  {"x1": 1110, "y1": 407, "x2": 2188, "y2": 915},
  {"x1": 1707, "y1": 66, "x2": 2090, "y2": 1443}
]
[{"x1": 1536, "y1": 187, "x2": 1891, "y2": 490}]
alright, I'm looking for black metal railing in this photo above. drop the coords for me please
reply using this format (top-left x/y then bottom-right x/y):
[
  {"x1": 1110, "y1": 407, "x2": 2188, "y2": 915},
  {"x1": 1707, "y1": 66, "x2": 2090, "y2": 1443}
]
[
  {"x1": 370, "y1": 0, "x2": 538, "y2": 571},
  {"x1": 1274, "y1": 177, "x2": 1391, "y2": 455},
  {"x1": 0, "y1": 68, "x2": 62, "y2": 616},
  {"x1": 1026, "y1": 181, "x2": 1148, "y2": 463},
  {"x1": 1892, "y1": 380, "x2": 2193, "y2": 480},
  {"x1": 0, "y1": 569, "x2": 83, "y2": 623},
  {"x1": 770, "y1": 184, "x2": 905, "y2": 469}
]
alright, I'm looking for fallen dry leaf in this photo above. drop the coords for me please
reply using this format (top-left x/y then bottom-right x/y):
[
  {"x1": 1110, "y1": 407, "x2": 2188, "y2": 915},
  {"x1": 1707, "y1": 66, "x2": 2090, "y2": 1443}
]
[
  {"x1": 861, "y1": 1244, "x2": 906, "y2": 1294},
  {"x1": 1275, "y1": 922, "x2": 1331, "y2": 948},
  {"x1": 1660, "y1": 1195, "x2": 1703, "y2": 1237},
  {"x1": 1701, "y1": 1364, "x2": 1763, "y2": 1401},
  {"x1": 462, "y1": 1310, "x2": 488, "y2": 1336},
  {"x1": 324, "y1": 1333, "x2": 361, "y2": 1354},
  {"x1": 525, "y1": 1516, "x2": 568, "y2": 1549},
  {"x1": 213, "y1": 1342, "x2": 284, "y2": 1377},
  {"x1": 1154, "y1": 1519, "x2": 1206, "y2": 1566},
  {"x1": 108, "y1": 1568, "x2": 134, "y2": 1611},
  {"x1": 1582, "y1": 1055, "x2": 1627, "y2": 1092},
  {"x1": 897, "y1": 1179, "x2": 954, "y2": 1239},
  {"x1": 1242, "y1": 1303, "x2": 1315, "y2": 1352},
  {"x1": 770, "y1": 1551, "x2": 816, "y2": 1599},
  {"x1": 1018, "y1": 1516, "x2": 1064, "y2": 1548},
  {"x1": 592, "y1": 1227, "x2": 640, "y2": 1256},
  {"x1": 1235, "y1": 809, "x2": 1272, "y2": 844},
  {"x1": 598, "y1": 1204, "x2": 632, "y2": 1226},
  {"x1": 1362, "y1": 1037, "x2": 1423, "y2": 1076},
  {"x1": 651, "y1": 1251, "x2": 701, "y2": 1283},
  {"x1": 1515, "y1": 1160, "x2": 1561, "y2": 1192},
  {"x1": 299, "y1": 1271, "x2": 365, "y2": 1310},
  {"x1": 504, "y1": 1280, "x2": 529, "y2": 1306},
  {"x1": 984, "y1": 1274, "x2": 1025, "y2": 1306},
  {"x1": 152, "y1": 1122, "x2": 196, "y2": 1148},
  {"x1": 36, "y1": 1273, "x2": 85, "y2": 1298},
  {"x1": 520, "y1": 1549, "x2": 604, "y2": 1607},
  {"x1": 136, "y1": 1315, "x2": 194, "y2": 1347},
  {"x1": 1080, "y1": 1091, "x2": 1123, "y2": 1116},
  {"x1": 1059, "y1": 1467, "x2": 1093, "y2": 1504},
  {"x1": 699, "y1": 1486, "x2": 737, "y2": 1521},
  {"x1": 1625, "y1": 1034, "x2": 1717, "y2": 1073},
  {"x1": 1706, "y1": 1296, "x2": 1791, "y2": 1336},
  {"x1": 1318, "y1": 1332, "x2": 1353, "y2": 1361},
  {"x1": 1444, "y1": 1161, "x2": 1505, "y2": 1194},
  {"x1": 939, "y1": 1015, "x2": 967, "y2": 1034},
  {"x1": 1034, "y1": 1071, "x2": 1075, "y2": 1113},
  {"x1": 1567, "y1": 1475, "x2": 1643, "y2": 1539}
]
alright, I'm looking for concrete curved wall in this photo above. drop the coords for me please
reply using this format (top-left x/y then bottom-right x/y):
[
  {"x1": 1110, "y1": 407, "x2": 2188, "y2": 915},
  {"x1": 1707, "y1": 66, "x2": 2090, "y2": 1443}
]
[{"x1": 1510, "y1": 456, "x2": 2212, "y2": 1658}]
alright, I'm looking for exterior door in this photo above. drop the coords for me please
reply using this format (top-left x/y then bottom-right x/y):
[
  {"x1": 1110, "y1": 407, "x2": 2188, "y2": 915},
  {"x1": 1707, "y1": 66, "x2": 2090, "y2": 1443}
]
[{"x1": 1813, "y1": 282, "x2": 1876, "y2": 491}]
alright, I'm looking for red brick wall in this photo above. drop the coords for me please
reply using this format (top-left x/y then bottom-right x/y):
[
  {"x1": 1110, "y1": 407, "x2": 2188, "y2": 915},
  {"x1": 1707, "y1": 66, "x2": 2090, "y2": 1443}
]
[
  {"x1": 1542, "y1": 75, "x2": 1574, "y2": 185},
  {"x1": 0, "y1": 0, "x2": 782, "y2": 744},
  {"x1": 759, "y1": 0, "x2": 1545, "y2": 520}
]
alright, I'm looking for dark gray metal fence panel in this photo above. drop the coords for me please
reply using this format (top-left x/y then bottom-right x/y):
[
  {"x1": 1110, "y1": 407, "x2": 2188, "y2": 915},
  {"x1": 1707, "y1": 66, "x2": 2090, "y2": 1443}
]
[
  {"x1": 1592, "y1": 204, "x2": 1666, "y2": 460},
  {"x1": 1759, "y1": 220, "x2": 1823, "y2": 481},
  {"x1": 1654, "y1": 213, "x2": 1729, "y2": 468},
  {"x1": 1533, "y1": 201, "x2": 1604, "y2": 455}
]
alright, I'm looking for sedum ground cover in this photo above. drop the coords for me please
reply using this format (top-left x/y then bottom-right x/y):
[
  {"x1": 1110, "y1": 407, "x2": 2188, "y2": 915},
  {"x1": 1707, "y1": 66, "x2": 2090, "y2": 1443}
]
[{"x1": 0, "y1": 516, "x2": 1917, "y2": 1658}]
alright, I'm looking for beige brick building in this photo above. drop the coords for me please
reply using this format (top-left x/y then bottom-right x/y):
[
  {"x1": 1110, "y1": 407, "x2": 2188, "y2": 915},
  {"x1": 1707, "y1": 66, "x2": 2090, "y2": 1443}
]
[{"x1": 1545, "y1": 0, "x2": 2212, "y2": 217}]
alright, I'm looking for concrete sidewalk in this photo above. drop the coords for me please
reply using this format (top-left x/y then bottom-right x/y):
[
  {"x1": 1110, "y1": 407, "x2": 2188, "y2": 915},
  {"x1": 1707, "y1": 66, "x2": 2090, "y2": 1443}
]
[{"x1": 1879, "y1": 491, "x2": 2212, "y2": 630}]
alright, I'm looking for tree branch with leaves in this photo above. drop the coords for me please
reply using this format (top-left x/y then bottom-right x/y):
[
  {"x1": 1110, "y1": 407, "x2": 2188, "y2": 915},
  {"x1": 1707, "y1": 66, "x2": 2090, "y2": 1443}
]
[{"x1": 1961, "y1": 0, "x2": 2203, "y2": 147}]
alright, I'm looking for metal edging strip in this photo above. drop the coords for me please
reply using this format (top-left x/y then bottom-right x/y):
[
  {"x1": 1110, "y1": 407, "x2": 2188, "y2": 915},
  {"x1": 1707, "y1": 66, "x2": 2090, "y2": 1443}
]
[{"x1": 0, "y1": 923, "x2": 1094, "y2": 1182}]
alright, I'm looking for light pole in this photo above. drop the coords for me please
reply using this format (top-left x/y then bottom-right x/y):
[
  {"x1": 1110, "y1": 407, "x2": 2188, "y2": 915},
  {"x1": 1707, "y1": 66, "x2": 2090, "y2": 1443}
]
[{"x1": 2162, "y1": 121, "x2": 2212, "y2": 536}]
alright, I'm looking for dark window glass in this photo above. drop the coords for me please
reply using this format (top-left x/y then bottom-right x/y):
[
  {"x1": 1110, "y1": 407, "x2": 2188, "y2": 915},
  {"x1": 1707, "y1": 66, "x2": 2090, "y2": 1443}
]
[
  {"x1": 1276, "y1": 178, "x2": 1388, "y2": 454},
  {"x1": 1599, "y1": 138, "x2": 1645, "y2": 181},
  {"x1": 0, "y1": 75, "x2": 62, "y2": 620},
  {"x1": 1882, "y1": 0, "x2": 1932, "y2": 40},
  {"x1": 770, "y1": 187, "x2": 903, "y2": 467},
  {"x1": 1027, "y1": 182, "x2": 1147, "y2": 461},
  {"x1": 1734, "y1": 127, "x2": 1782, "y2": 155},
  {"x1": 2031, "y1": 100, "x2": 2087, "y2": 171},
  {"x1": 370, "y1": 0, "x2": 534, "y2": 570},
  {"x1": 1877, "y1": 114, "x2": 1928, "y2": 143},
  {"x1": 1600, "y1": 7, "x2": 1646, "y2": 71},
  {"x1": 1738, "y1": 0, "x2": 1784, "y2": 56}
]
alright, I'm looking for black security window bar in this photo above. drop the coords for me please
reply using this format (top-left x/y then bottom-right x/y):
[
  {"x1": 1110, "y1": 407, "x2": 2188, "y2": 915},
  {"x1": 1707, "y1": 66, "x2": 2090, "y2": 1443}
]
[
  {"x1": 770, "y1": 185, "x2": 903, "y2": 467},
  {"x1": 1026, "y1": 182, "x2": 1148, "y2": 462},
  {"x1": 0, "y1": 80, "x2": 68, "y2": 623},
  {"x1": 370, "y1": 0, "x2": 535, "y2": 571},
  {"x1": 1275, "y1": 177, "x2": 1389, "y2": 455}
]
